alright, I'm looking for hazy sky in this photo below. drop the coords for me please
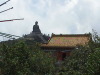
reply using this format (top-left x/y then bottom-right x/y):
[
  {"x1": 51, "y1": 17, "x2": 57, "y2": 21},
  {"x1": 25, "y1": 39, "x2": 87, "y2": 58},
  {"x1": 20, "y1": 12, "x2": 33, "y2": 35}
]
[{"x1": 0, "y1": 0, "x2": 100, "y2": 38}]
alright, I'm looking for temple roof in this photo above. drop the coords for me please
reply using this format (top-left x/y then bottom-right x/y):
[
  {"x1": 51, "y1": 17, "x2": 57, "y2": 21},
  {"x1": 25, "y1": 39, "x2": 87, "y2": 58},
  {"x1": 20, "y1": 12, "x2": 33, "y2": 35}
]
[{"x1": 41, "y1": 34, "x2": 91, "y2": 48}]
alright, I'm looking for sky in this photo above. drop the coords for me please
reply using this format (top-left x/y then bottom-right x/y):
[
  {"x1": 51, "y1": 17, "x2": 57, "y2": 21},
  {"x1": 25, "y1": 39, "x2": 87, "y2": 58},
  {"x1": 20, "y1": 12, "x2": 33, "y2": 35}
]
[{"x1": 0, "y1": 0, "x2": 100, "y2": 39}]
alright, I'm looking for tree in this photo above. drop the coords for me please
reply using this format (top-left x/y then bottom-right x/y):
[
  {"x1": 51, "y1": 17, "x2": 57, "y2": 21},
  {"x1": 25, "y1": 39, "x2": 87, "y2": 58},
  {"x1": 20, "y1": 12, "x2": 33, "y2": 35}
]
[
  {"x1": 0, "y1": 41, "x2": 32, "y2": 75},
  {"x1": 60, "y1": 32, "x2": 100, "y2": 75},
  {"x1": 0, "y1": 40, "x2": 56, "y2": 75},
  {"x1": 86, "y1": 48, "x2": 100, "y2": 75}
]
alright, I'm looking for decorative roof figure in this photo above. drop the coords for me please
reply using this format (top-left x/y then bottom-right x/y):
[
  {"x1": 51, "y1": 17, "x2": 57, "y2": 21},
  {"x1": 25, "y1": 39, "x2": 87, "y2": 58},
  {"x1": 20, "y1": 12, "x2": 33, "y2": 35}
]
[{"x1": 33, "y1": 21, "x2": 41, "y2": 34}]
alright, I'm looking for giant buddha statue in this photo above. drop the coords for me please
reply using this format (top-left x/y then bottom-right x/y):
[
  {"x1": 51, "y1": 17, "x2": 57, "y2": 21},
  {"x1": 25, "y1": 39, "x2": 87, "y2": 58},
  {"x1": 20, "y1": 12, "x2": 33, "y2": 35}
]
[{"x1": 32, "y1": 21, "x2": 41, "y2": 34}]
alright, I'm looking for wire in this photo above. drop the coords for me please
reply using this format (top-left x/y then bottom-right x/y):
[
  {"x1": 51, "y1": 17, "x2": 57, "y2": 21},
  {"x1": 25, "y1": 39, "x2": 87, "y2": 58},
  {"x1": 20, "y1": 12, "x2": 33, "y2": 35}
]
[
  {"x1": 0, "y1": 18, "x2": 24, "y2": 22},
  {"x1": 0, "y1": 0, "x2": 10, "y2": 7},
  {"x1": 0, "y1": 7, "x2": 13, "y2": 13}
]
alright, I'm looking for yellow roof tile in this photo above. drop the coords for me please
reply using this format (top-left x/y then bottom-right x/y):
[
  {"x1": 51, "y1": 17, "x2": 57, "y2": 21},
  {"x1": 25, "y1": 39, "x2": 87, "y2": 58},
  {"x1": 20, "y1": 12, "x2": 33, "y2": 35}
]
[{"x1": 41, "y1": 34, "x2": 91, "y2": 48}]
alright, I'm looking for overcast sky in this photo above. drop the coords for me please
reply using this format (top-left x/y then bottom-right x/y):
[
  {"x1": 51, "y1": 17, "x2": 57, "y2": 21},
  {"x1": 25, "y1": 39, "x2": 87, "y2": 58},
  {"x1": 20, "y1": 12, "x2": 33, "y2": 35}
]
[{"x1": 0, "y1": 0, "x2": 100, "y2": 38}]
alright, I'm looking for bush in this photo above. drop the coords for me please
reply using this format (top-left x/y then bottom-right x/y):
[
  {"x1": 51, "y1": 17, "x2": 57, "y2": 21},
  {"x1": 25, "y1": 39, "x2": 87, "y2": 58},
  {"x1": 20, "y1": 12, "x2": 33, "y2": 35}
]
[{"x1": 0, "y1": 40, "x2": 56, "y2": 75}]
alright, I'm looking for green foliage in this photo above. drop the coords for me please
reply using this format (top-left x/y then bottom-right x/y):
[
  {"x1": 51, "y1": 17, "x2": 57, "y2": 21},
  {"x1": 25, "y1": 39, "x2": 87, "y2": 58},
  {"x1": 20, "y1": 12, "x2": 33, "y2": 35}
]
[
  {"x1": 0, "y1": 40, "x2": 56, "y2": 75},
  {"x1": 86, "y1": 48, "x2": 100, "y2": 75},
  {"x1": 29, "y1": 43, "x2": 56, "y2": 75},
  {"x1": 61, "y1": 32, "x2": 100, "y2": 75},
  {"x1": 0, "y1": 41, "x2": 32, "y2": 75},
  {"x1": 29, "y1": 50, "x2": 56, "y2": 75}
]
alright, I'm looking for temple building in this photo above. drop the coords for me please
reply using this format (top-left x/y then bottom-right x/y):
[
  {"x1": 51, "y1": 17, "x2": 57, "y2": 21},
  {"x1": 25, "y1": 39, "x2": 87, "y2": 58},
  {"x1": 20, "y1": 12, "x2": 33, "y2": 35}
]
[
  {"x1": 24, "y1": 21, "x2": 49, "y2": 43},
  {"x1": 41, "y1": 33, "x2": 91, "y2": 61},
  {"x1": 24, "y1": 21, "x2": 91, "y2": 61}
]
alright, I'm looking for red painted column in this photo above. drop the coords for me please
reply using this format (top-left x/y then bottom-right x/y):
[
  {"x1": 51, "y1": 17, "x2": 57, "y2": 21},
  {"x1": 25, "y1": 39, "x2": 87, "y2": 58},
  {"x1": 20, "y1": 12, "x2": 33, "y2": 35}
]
[{"x1": 56, "y1": 51, "x2": 63, "y2": 61}]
